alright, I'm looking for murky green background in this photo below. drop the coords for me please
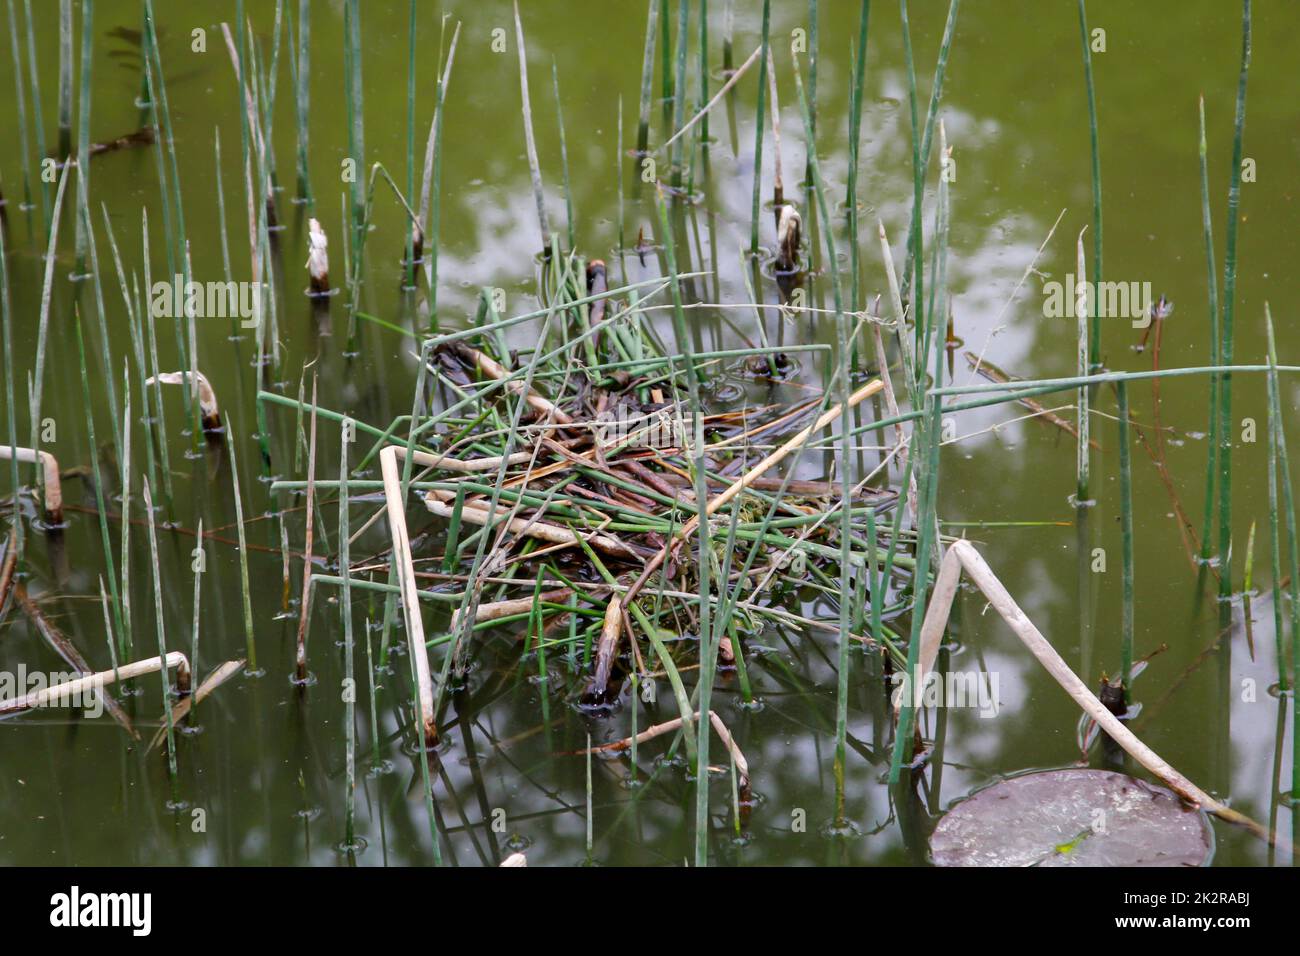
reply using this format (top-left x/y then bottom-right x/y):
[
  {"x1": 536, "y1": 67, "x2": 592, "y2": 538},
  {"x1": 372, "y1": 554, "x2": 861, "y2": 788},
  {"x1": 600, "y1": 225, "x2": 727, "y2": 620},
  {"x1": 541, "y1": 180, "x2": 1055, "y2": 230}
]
[{"x1": 0, "y1": 0, "x2": 1296, "y2": 865}]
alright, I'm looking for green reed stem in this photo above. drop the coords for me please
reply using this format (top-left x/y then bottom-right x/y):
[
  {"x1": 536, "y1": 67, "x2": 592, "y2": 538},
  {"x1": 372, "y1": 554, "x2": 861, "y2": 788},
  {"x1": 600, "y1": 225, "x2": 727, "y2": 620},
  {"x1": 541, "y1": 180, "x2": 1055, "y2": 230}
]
[
  {"x1": 57, "y1": 0, "x2": 71, "y2": 159},
  {"x1": 654, "y1": 189, "x2": 711, "y2": 863},
  {"x1": 748, "y1": 0, "x2": 770, "y2": 258},
  {"x1": 189, "y1": 519, "x2": 202, "y2": 719},
  {"x1": 795, "y1": 54, "x2": 857, "y2": 825},
  {"x1": 513, "y1": 0, "x2": 550, "y2": 255},
  {"x1": 1216, "y1": 0, "x2": 1251, "y2": 599},
  {"x1": 899, "y1": 0, "x2": 959, "y2": 322},
  {"x1": 418, "y1": 21, "x2": 460, "y2": 330},
  {"x1": 1197, "y1": 96, "x2": 1220, "y2": 563},
  {"x1": 636, "y1": 0, "x2": 659, "y2": 155},
  {"x1": 1076, "y1": 0, "x2": 1103, "y2": 370},
  {"x1": 5, "y1": 0, "x2": 33, "y2": 213},
  {"x1": 0, "y1": 206, "x2": 18, "y2": 551},
  {"x1": 1076, "y1": 231, "x2": 1090, "y2": 502},
  {"x1": 1266, "y1": 307, "x2": 1296, "y2": 693},
  {"x1": 77, "y1": 162, "x2": 122, "y2": 462},
  {"x1": 74, "y1": 310, "x2": 126, "y2": 661},
  {"x1": 340, "y1": 418, "x2": 357, "y2": 847},
  {"x1": 21, "y1": 0, "x2": 49, "y2": 229},
  {"x1": 846, "y1": 0, "x2": 871, "y2": 313},
  {"x1": 293, "y1": 0, "x2": 312, "y2": 203},
  {"x1": 891, "y1": 130, "x2": 950, "y2": 789},
  {"x1": 552, "y1": 59, "x2": 575, "y2": 251},
  {"x1": 29, "y1": 163, "x2": 71, "y2": 458},
  {"x1": 72, "y1": 0, "x2": 91, "y2": 271},
  {"x1": 698, "y1": 0, "x2": 709, "y2": 146},
  {"x1": 404, "y1": 0, "x2": 417, "y2": 285},
  {"x1": 671, "y1": 0, "x2": 690, "y2": 188},
  {"x1": 225, "y1": 422, "x2": 257, "y2": 671},
  {"x1": 660, "y1": 0, "x2": 672, "y2": 122},
  {"x1": 344, "y1": 0, "x2": 365, "y2": 256},
  {"x1": 141, "y1": 477, "x2": 176, "y2": 779},
  {"x1": 118, "y1": 362, "x2": 132, "y2": 659},
  {"x1": 1117, "y1": 381, "x2": 1134, "y2": 701},
  {"x1": 141, "y1": 208, "x2": 174, "y2": 507}
]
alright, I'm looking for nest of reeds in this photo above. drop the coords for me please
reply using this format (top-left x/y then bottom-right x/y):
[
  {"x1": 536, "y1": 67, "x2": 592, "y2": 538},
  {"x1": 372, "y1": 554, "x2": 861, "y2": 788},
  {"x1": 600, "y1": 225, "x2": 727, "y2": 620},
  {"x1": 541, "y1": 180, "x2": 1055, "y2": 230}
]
[{"x1": 375, "y1": 260, "x2": 903, "y2": 712}]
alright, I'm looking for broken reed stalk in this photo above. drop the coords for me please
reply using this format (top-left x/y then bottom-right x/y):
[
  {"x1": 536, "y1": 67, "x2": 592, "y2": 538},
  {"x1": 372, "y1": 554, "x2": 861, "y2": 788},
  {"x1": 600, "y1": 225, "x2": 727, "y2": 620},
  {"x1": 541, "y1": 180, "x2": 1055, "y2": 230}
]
[
  {"x1": 306, "y1": 218, "x2": 329, "y2": 294},
  {"x1": 579, "y1": 710, "x2": 749, "y2": 788},
  {"x1": 0, "y1": 651, "x2": 190, "y2": 715},
  {"x1": 294, "y1": 375, "x2": 318, "y2": 682},
  {"x1": 146, "y1": 371, "x2": 222, "y2": 431},
  {"x1": 1117, "y1": 381, "x2": 1134, "y2": 701},
  {"x1": 1216, "y1": 0, "x2": 1251, "y2": 600},
  {"x1": 591, "y1": 597, "x2": 624, "y2": 694},
  {"x1": 12, "y1": 582, "x2": 136, "y2": 737},
  {"x1": 1076, "y1": 0, "x2": 1103, "y2": 370},
  {"x1": 379, "y1": 444, "x2": 437, "y2": 746},
  {"x1": 446, "y1": 340, "x2": 574, "y2": 423},
  {"x1": 878, "y1": 219, "x2": 920, "y2": 410},
  {"x1": 658, "y1": 43, "x2": 760, "y2": 156},
  {"x1": 149, "y1": 659, "x2": 243, "y2": 752},
  {"x1": 0, "y1": 446, "x2": 62, "y2": 524},
  {"x1": 424, "y1": 491, "x2": 637, "y2": 559},
  {"x1": 1197, "y1": 96, "x2": 1221, "y2": 564},
  {"x1": 392, "y1": 445, "x2": 534, "y2": 473},
  {"x1": 908, "y1": 539, "x2": 1277, "y2": 846},
  {"x1": 513, "y1": 0, "x2": 550, "y2": 255},
  {"x1": 449, "y1": 587, "x2": 580, "y2": 632}
]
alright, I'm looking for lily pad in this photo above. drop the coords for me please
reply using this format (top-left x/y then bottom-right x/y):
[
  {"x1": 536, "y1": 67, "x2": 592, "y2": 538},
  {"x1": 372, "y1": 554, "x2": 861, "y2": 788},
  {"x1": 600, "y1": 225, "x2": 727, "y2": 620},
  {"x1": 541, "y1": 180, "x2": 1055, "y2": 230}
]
[{"x1": 930, "y1": 769, "x2": 1213, "y2": 867}]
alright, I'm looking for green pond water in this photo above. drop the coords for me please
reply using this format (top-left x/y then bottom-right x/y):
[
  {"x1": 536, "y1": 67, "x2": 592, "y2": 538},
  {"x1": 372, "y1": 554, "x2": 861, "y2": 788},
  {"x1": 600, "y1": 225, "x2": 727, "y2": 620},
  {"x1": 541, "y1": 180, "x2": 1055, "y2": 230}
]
[{"x1": 0, "y1": 0, "x2": 1297, "y2": 866}]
